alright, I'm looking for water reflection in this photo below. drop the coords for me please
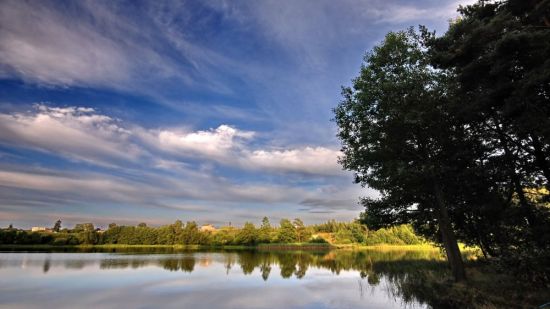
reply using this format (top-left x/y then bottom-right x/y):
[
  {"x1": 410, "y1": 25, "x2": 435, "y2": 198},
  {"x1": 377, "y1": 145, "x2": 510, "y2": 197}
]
[{"x1": 0, "y1": 249, "x2": 450, "y2": 309}]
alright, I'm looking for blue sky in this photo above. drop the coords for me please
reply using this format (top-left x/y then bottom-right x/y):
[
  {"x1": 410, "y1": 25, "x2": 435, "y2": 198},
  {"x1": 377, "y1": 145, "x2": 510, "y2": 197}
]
[{"x1": 0, "y1": 0, "x2": 473, "y2": 228}]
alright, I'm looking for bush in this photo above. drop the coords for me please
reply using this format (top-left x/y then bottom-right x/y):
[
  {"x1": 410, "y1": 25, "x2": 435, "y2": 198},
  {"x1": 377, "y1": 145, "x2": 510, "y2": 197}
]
[
  {"x1": 309, "y1": 236, "x2": 328, "y2": 243},
  {"x1": 364, "y1": 225, "x2": 423, "y2": 245}
]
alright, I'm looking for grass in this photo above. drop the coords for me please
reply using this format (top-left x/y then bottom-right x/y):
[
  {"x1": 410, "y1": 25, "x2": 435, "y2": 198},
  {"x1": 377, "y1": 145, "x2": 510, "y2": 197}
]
[
  {"x1": 0, "y1": 242, "x2": 479, "y2": 256},
  {"x1": 257, "y1": 243, "x2": 332, "y2": 251},
  {"x1": 411, "y1": 261, "x2": 550, "y2": 308},
  {"x1": 333, "y1": 243, "x2": 438, "y2": 250}
]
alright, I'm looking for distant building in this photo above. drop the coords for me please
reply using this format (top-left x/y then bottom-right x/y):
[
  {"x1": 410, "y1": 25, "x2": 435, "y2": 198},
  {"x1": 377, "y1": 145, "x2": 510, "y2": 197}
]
[
  {"x1": 199, "y1": 224, "x2": 217, "y2": 233},
  {"x1": 31, "y1": 227, "x2": 51, "y2": 232}
]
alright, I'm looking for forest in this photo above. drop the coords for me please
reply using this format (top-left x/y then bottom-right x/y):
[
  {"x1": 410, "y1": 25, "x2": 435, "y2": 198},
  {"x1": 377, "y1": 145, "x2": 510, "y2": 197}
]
[{"x1": 0, "y1": 218, "x2": 425, "y2": 247}]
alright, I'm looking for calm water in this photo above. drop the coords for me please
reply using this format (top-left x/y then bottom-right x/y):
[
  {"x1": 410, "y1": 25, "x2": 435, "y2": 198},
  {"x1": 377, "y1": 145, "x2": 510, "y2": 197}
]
[{"x1": 0, "y1": 249, "x2": 447, "y2": 309}]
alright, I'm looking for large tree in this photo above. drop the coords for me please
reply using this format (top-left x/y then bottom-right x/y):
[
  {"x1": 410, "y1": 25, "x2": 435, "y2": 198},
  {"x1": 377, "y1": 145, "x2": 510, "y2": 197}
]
[
  {"x1": 429, "y1": 0, "x2": 550, "y2": 281},
  {"x1": 334, "y1": 28, "x2": 471, "y2": 281},
  {"x1": 431, "y1": 0, "x2": 550, "y2": 192},
  {"x1": 236, "y1": 222, "x2": 258, "y2": 245},
  {"x1": 277, "y1": 219, "x2": 297, "y2": 243}
]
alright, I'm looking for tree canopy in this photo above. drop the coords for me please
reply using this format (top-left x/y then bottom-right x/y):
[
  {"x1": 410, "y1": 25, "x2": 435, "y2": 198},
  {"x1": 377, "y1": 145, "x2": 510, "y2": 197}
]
[{"x1": 334, "y1": 0, "x2": 550, "y2": 283}]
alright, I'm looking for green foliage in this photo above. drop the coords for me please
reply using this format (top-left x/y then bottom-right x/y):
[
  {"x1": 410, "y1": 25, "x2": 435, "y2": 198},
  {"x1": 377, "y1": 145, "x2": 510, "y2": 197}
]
[
  {"x1": 0, "y1": 230, "x2": 53, "y2": 245},
  {"x1": 309, "y1": 237, "x2": 328, "y2": 244},
  {"x1": 74, "y1": 223, "x2": 94, "y2": 232},
  {"x1": 333, "y1": 26, "x2": 483, "y2": 281},
  {"x1": 364, "y1": 225, "x2": 423, "y2": 246},
  {"x1": 313, "y1": 219, "x2": 351, "y2": 233},
  {"x1": 334, "y1": 0, "x2": 550, "y2": 283},
  {"x1": 426, "y1": 0, "x2": 550, "y2": 283},
  {"x1": 0, "y1": 219, "x2": 427, "y2": 248},
  {"x1": 235, "y1": 222, "x2": 258, "y2": 245},
  {"x1": 211, "y1": 227, "x2": 237, "y2": 246},
  {"x1": 258, "y1": 217, "x2": 272, "y2": 243},
  {"x1": 313, "y1": 220, "x2": 368, "y2": 244},
  {"x1": 293, "y1": 218, "x2": 312, "y2": 242},
  {"x1": 277, "y1": 219, "x2": 297, "y2": 243}
]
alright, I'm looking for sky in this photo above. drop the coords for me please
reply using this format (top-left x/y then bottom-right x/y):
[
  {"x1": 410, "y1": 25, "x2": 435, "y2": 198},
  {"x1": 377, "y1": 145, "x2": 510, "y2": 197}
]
[{"x1": 0, "y1": 0, "x2": 474, "y2": 229}]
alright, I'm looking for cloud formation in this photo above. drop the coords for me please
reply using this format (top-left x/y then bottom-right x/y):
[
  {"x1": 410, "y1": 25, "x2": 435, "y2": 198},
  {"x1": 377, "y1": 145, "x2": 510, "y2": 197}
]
[
  {"x1": 0, "y1": 0, "x2": 238, "y2": 99},
  {"x1": 0, "y1": 1, "x2": 131, "y2": 87},
  {"x1": 0, "y1": 104, "x2": 342, "y2": 176},
  {"x1": 155, "y1": 125, "x2": 254, "y2": 159},
  {"x1": 0, "y1": 104, "x2": 356, "y2": 226},
  {"x1": 0, "y1": 105, "x2": 140, "y2": 166},
  {"x1": 245, "y1": 147, "x2": 342, "y2": 175}
]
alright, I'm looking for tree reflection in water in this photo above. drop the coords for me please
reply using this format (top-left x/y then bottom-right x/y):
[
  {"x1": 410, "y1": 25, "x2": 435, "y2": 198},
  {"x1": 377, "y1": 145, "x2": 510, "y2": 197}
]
[
  {"x1": 3, "y1": 249, "x2": 456, "y2": 308},
  {"x1": 96, "y1": 249, "x2": 448, "y2": 307}
]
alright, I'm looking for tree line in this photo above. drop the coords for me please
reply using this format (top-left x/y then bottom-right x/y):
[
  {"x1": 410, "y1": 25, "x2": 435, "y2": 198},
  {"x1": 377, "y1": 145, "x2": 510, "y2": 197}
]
[
  {"x1": 0, "y1": 218, "x2": 424, "y2": 247},
  {"x1": 334, "y1": 0, "x2": 550, "y2": 283}
]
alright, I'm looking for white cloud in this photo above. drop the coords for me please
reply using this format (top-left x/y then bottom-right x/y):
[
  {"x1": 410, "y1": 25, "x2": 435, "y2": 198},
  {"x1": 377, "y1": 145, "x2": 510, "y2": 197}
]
[
  {"x1": 244, "y1": 147, "x2": 343, "y2": 176},
  {"x1": 0, "y1": 105, "x2": 141, "y2": 166},
  {"x1": 0, "y1": 0, "x2": 131, "y2": 88},
  {"x1": 2, "y1": 105, "x2": 349, "y2": 179},
  {"x1": 0, "y1": 105, "x2": 346, "y2": 177},
  {"x1": 156, "y1": 125, "x2": 254, "y2": 159},
  {"x1": 0, "y1": 166, "x2": 312, "y2": 208},
  {"x1": 0, "y1": 0, "x2": 253, "y2": 99},
  {"x1": 149, "y1": 127, "x2": 343, "y2": 176},
  {"x1": 364, "y1": 0, "x2": 478, "y2": 24}
]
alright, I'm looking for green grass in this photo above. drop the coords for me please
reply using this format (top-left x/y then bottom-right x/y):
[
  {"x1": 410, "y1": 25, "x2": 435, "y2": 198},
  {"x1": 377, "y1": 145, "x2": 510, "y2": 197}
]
[
  {"x1": 256, "y1": 243, "x2": 333, "y2": 251},
  {"x1": 410, "y1": 261, "x2": 550, "y2": 308},
  {"x1": 333, "y1": 243, "x2": 438, "y2": 250},
  {"x1": 0, "y1": 242, "x2": 481, "y2": 258}
]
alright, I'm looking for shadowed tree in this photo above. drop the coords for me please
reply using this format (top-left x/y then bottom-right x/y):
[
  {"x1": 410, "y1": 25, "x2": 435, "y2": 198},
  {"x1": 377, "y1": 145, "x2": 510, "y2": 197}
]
[
  {"x1": 334, "y1": 28, "x2": 470, "y2": 281},
  {"x1": 428, "y1": 0, "x2": 550, "y2": 281},
  {"x1": 52, "y1": 220, "x2": 62, "y2": 232}
]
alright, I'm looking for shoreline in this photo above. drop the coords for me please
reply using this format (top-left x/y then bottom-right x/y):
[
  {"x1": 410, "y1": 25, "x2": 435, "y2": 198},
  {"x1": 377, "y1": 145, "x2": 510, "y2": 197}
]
[{"x1": 0, "y1": 243, "x2": 446, "y2": 251}]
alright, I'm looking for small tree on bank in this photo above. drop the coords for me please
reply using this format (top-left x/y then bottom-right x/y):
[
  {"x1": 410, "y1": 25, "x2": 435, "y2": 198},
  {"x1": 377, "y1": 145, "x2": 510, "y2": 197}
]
[
  {"x1": 258, "y1": 217, "x2": 272, "y2": 243},
  {"x1": 236, "y1": 222, "x2": 258, "y2": 245},
  {"x1": 277, "y1": 219, "x2": 297, "y2": 243},
  {"x1": 52, "y1": 220, "x2": 61, "y2": 232},
  {"x1": 293, "y1": 218, "x2": 311, "y2": 243}
]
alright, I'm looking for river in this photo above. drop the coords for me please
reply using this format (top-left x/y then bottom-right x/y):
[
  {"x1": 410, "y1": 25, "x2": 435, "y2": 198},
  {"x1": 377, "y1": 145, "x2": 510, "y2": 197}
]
[{"x1": 0, "y1": 248, "x2": 447, "y2": 308}]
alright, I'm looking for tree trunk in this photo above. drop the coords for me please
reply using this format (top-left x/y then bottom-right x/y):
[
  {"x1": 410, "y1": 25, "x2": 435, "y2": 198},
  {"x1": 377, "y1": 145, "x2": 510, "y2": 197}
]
[
  {"x1": 495, "y1": 124, "x2": 537, "y2": 226},
  {"x1": 433, "y1": 181, "x2": 467, "y2": 282},
  {"x1": 500, "y1": 134, "x2": 537, "y2": 227},
  {"x1": 531, "y1": 134, "x2": 550, "y2": 190}
]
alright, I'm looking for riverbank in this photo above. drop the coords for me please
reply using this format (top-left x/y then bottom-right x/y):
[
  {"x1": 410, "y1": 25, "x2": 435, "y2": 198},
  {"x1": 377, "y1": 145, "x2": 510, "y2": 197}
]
[
  {"x1": 0, "y1": 244, "x2": 252, "y2": 251},
  {"x1": 0, "y1": 243, "x2": 445, "y2": 251},
  {"x1": 332, "y1": 243, "x2": 437, "y2": 250},
  {"x1": 0, "y1": 243, "x2": 331, "y2": 251},
  {"x1": 411, "y1": 260, "x2": 550, "y2": 308}
]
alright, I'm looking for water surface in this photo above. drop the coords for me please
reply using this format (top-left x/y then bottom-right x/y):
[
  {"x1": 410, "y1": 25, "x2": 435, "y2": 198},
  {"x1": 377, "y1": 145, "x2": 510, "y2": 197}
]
[{"x1": 0, "y1": 249, "x2": 445, "y2": 309}]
